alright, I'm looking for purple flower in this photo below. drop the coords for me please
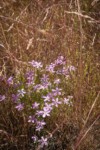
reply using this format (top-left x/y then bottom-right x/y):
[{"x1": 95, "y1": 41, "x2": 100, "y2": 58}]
[
  {"x1": 27, "y1": 80, "x2": 34, "y2": 86},
  {"x1": 40, "y1": 107, "x2": 51, "y2": 118},
  {"x1": 54, "y1": 79, "x2": 60, "y2": 84},
  {"x1": 12, "y1": 94, "x2": 19, "y2": 102},
  {"x1": 63, "y1": 98, "x2": 70, "y2": 104},
  {"x1": 42, "y1": 95, "x2": 51, "y2": 102},
  {"x1": 15, "y1": 103, "x2": 24, "y2": 111},
  {"x1": 14, "y1": 81, "x2": 21, "y2": 88},
  {"x1": 55, "y1": 56, "x2": 65, "y2": 65},
  {"x1": 0, "y1": 95, "x2": 6, "y2": 102},
  {"x1": 29, "y1": 60, "x2": 43, "y2": 69},
  {"x1": 28, "y1": 116, "x2": 36, "y2": 123},
  {"x1": 33, "y1": 84, "x2": 41, "y2": 90},
  {"x1": 52, "y1": 98, "x2": 62, "y2": 107},
  {"x1": 39, "y1": 136, "x2": 48, "y2": 148},
  {"x1": 26, "y1": 71, "x2": 34, "y2": 79},
  {"x1": 36, "y1": 110, "x2": 43, "y2": 117},
  {"x1": 46, "y1": 63, "x2": 55, "y2": 73},
  {"x1": 42, "y1": 82, "x2": 51, "y2": 89},
  {"x1": 17, "y1": 89, "x2": 26, "y2": 97},
  {"x1": 40, "y1": 74, "x2": 51, "y2": 89},
  {"x1": 52, "y1": 87, "x2": 62, "y2": 96},
  {"x1": 63, "y1": 96, "x2": 73, "y2": 105},
  {"x1": 56, "y1": 67, "x2": 68, "y2": 75},
  {"x1": 32, "y1": 102, "x2": 40, "y2": 109},
  {"x1": 31, "y1": 135, "x2": 38, "y2": 143},
  {"x1": 41, "y1": 74, "x2": 49, "y2": 83},
  {"x1": 7, "y1": 76, "x2": 13, "y2": 85},
  {"x1": 36, "y1": 120, "x2": 46, "y2": 131},
  {"x1": 33, "y1": 84, "x2": 45, "y2": 91},
  {"x1": 25, "y1": 71, "x2": 35, "y2": 86},
  {"x1": 44, "y1": 103, "x2": 53, "y2": 111},
  {"x1": 47, "y1": 93, "x2": 54, "y2": 100},
  {"x1": 67, "y1": 65, "x2": 76, "y2": 72},
  {"x1": 37, "y1": 107, "x2": 50, "y2": 118},
  {"x1": 56, "y1": 69, "x2": 63, "y2": 75}
]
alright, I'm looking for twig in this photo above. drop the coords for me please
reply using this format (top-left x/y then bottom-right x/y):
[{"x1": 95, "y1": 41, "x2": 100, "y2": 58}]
[
  {"x1": 83, "y1": 91, "x2": 100, "y2": 128},
  {"x1": 74, "y1": 114, "x2": 100, "y2": 150},
  {"x1": 91, "y1": 0, "x2": 99, "y2": 6},
  {"x1": 74, "y1": 91, "x2": 100, "y2": 150},
  {"x1": 64, "y1": 11, "x2": 100, "y2": 23}
]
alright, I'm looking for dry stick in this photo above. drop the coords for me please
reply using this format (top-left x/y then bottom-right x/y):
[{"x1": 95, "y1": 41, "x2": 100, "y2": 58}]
[
  {"x1": 0, "y1": 23, "x2": 15, "y2": 61},
  {"x1": 64, "y1": 11, "x2": 94, "y2": 20},
  {"x1": 0, "y1": 23, "x2": 10, "y2": 51},
  {"x1": 76, "y1": 0, "x2": 83, "y2": 127},
  {"x1": 64, "y1": 11, "x2": 100, "y2": 23},
  {"x1": 74, "y1": 114, "x2": 100, "y2": 150},
  {"x1": 74, "y1": 91, "x2": 100, "y2": 150},
  {"x1": 0, "y1": 23, "x2": 13, "y2": 76},
  {"x1": 0, "y1": 130, "x2": 9, "y2": 139},
  {"x1": 91, "y1": 0, "x2": 100, "y2": 6},
  {"x1": 0, "y1": 15, "x2": 33, "y2": 28},
  {"x1": 83, "y1": 91, "x2": 100, "y2": 128}
]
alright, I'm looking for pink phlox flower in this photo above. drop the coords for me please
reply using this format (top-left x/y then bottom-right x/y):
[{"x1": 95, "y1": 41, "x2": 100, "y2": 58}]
[
  {"x1": 7, "y1": 76, "x2": 13, "y2": 85},
  {"x1": 36, "y1": 110, "x2": 43, "y2": 117},
  {"x1": 42, "y1": 95, "x2": 51, "y2": 102},
  {"x1": 32, "y1": 102, "x2": 40, "y2": 109},
  {"x1": 67, "y1": 65, "x2": 76, "y2": 72},
  {"x1": 36, "y1": 120, "x2": 46, "y2": 131},
  {"x1": 41, "y1": 74, "x2": 49, "y2": 83},
  {"x1": 62, "y1": 67, "x2": 69, "y2": 75},
  {"x1": 63, "y1": 96, "x2": 73, "y2": 105},
  {"x1": 38, "y1": 107, "x2": 51, "y2": 118},
  {"x1": 26, "y1": 71, "x2": 34, "y2": 86},
  {"x1": 28, "y1": 115, "x2": 36, "y2": 123},
  {"x1": 34, "y1": 84, "x2": 45, "y2": 91},
  {"x1": 29, "y1": 60, "x2": 43, "y2": 68},
  {"x1": 63, "y1": 98, "x2": 70, "y2": 104},
  {"x1": 52, "y1": 87, "x2": 62, "y2": 96},
  {"x1": 15, "y1": 103, "x2": 24, "y2": 111},
  {"x1": 12, "y1": 94, "x2": 19, "y2": 102},
  {"x1": 47, "y1": 93, "x2": 54, "y2": 99},
  {"x1": 17, "y1": 88, "x2": 26, "y2": 97},
  {"x1": 55, "y1": 56, "x2": 65, "y2": 65},
  {"x1": 42, "y1": 82, "x2": 51, "y2": 89},
  {"x1": 54, "y1": 79, "x2": 60, "y2": 84},
  {"x1": 39, "y1": 136, "x2": 48, "y2": 148},
  {"x1": 44, "y1": 103, "x2": 53, "y2": 111},
  {"x1": 46, "y1": 63, "x2": 55, "y2": 73},
  {"x1": 52, "y1": 98, "x2": 62, "y2": 107},
  {"x1": 31, "y1": 135, "x2": 38, "y2": 143}
]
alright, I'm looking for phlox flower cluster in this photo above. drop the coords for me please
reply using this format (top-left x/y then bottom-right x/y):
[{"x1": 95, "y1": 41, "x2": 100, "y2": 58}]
[{"x1": 0, "y1": 56, "x2": 75, "y2": 148}]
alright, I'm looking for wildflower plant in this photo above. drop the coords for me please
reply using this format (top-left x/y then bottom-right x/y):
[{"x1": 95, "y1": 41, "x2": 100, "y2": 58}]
[{"x1": 2, "y1": 56, "x2": 75, "y2": 148}]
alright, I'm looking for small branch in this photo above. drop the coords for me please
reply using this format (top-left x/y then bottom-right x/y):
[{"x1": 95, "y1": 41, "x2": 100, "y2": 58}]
[
  {"x1": 74, "y1": 114, "x2": 100, "y2": 150},
  {"x1": 74, "y1": 91, "x2": 100, "y2": 150},
  {"x1": 64, "y1": 11, "x2": 100, "y2": 23}
]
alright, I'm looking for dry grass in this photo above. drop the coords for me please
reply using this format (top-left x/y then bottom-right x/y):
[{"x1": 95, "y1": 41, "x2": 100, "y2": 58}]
[{"x1": 0, "y1": 0, "x2": 100, "y2": 150}]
